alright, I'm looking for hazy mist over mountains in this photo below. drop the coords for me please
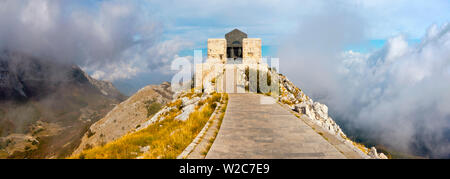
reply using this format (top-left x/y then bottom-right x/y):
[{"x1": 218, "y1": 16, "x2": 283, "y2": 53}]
[
  {"x1": 0, "y1": 51, "x2": 125, "y2": 158},
  {"x1": 280, "y1": 10, "x2": 450, "y2": 157}
]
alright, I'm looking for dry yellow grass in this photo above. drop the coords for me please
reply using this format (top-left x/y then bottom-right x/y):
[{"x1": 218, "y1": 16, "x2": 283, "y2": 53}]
[
  {"x1": 352, "y1": 141, "x2": 369, "y2": 154},
  {"x1": 166, "y1": 99, "x2": 182, "y2": 109},
  {"x1": 180, "y1": 89, "x2": 202, "y2": 99},
  {"x1": 201, "y1": 93, "x2": 228, "y2": 157},
  {"x1": 281, "y1": 98, "x2": 294, "y2": 106},
  {"x1": 70, "y1": 93, "x2": 223, "y2": 159}
]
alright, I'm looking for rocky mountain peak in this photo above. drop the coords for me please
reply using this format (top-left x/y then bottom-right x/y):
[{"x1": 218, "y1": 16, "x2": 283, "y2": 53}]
[{"x1": 0, "y1": 51, "x2": 126, "y2": 158}]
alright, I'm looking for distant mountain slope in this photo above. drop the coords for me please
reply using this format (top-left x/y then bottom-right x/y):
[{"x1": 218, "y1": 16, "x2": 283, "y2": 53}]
[
  {"x1": 0, "y1": 51, "x2": 125, "y2": 158},
  {"x1": 72, "y1": 82, "x2": 173, "y2": 156}
]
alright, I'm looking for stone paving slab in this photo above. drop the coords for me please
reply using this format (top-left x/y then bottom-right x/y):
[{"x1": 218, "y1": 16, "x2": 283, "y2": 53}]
[{"x1": 206, "y1": 93, "x2": 346, "y2": 159}]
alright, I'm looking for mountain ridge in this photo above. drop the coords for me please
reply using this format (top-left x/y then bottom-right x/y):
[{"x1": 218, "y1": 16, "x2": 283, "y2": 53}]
[
  {"x1": 0, "y1": 51, "x2": 125, "y2": 158},
  {"x1": 72, "y1": 82, "x2": 173, "y2": 156}
]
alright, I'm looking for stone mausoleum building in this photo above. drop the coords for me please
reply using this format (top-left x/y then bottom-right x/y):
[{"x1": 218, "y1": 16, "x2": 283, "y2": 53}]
[
  {"x1": 207, "y1": 29, "x2": 262, "y2": 64},
  {"x1": 195, "y1": 29, "x2": 275, "y2": 94}
]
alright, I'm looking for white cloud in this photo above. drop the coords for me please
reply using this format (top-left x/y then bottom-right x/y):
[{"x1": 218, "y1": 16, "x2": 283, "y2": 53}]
[
  {"x1": 283, "y1": 21, "x2": 450, "y2": 157},
  {"x1": 20, "y1": 0, "x2": 55, "y2": 32},
  {"x1": 385, "y1": 36, "x2": 409, "y2": 63},
  {"x1": 0, "y1": 0, "x2": 191, "y2": 82},
  {"x1": 84, "y1": 38, "x2": 192, "y2": 82}
]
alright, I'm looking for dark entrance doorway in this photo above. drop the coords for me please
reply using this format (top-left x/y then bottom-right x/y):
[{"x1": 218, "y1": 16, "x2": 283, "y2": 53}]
[{"x1": 225, "y1": 29, "x2": 247, "y2": 60}]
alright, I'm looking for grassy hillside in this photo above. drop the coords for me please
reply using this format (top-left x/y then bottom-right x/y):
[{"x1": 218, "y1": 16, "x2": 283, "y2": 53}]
[{"x1": 71, "y1": 93, "x2": 226, "y2": 159}]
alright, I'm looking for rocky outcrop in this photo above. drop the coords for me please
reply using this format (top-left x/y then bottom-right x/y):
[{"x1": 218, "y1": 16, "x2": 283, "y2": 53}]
[
  {"x1": 176, "y1": 97, "x2": 201, "y2": 121},
  {"x1": 293, "y1": 102, "x2": 345, "y2": 139},
  {"x1": 80, "y1": 69, "x2": 126, "y2": 101},
  {"x1": 368, "y1": 147, "x2": 388, "y2": 159},
  {"x1": 0, "y1": 134, "x2": 38, "y2": 156},
  {"x1": 135, "y1": 91, "x2": 207, "y2": 131},
  {"x1": 72, "y1": 82, "x2": 173, "y2": 156},
  {"x1": 278, "y1": 74, "x2": 387, "y2": 159}
]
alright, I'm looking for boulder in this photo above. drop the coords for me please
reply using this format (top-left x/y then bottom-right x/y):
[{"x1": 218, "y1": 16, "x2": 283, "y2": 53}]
[
  {"x1": 176, "y1": 104, "x2": 196, "y2": 121},
  {"x1": 136, "y1": 107, "x2": 170, "y2": 131},
  {"x1": 140, "y1": 146, "x2": 150, "y2": 153},
  {"x1": 379, "y1": 153, "x2": 388, "y2": 159},
  {"x1": 313, "y1": 102, "x2": 328, "y2": 120},
  {"x1": 368, "y1": 147, "x2": 380, "y2": 159},
  {"x1": 182, "y1": 97, "x2": 200, "y2": 106},
  {"x1": 294, "y1": 104, "x2": 307, "y2": 114}
]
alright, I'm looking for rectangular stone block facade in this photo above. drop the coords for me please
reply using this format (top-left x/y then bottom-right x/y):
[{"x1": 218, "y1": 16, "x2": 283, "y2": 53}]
[
  {"x1": 207, "y1": 38, "x2": 262, "y2": 64},
  {"x1": 207, "y1": 39, "x2": 227, "y2": 63},
  {"x1": 242, "y1": 38, "x2": 262, "y2": 64}
]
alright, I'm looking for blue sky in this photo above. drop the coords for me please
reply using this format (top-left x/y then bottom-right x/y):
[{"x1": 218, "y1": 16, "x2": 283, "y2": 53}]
[
  {"x1": 135, "y1": 0, "x2": 449, "y2": 57},
  {"x1": 55, "y1": 0, "x2": 449, "y2": 61},
  {"x1": 1, "y1": 0, "x2": 449, "y2": 90},
  {"x1": 124, "y1": 0, "x2": 449, "y2": 94},
  {"x1": 344, "y1": 39, "x2": 422, "y2": 53}
]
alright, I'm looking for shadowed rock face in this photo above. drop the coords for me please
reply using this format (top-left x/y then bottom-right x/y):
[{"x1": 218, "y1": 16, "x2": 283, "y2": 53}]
[
  {"x1": 0, "y1": 51, "x2": 125, "y2": 158},
  {"x1": 0, "y1": 51, "x2": 126, "y2": 101}
]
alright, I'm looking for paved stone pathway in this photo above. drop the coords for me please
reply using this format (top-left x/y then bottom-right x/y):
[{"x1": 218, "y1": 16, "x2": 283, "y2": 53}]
[{"x1": 206, "y1": 93, "x2": 346, "y2": 159}]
